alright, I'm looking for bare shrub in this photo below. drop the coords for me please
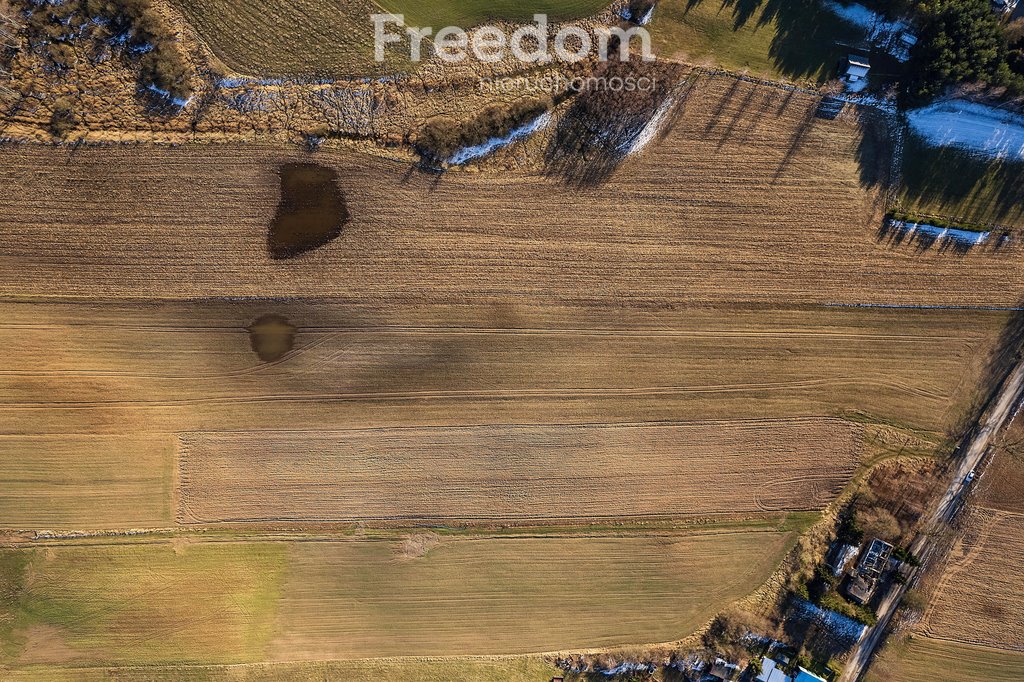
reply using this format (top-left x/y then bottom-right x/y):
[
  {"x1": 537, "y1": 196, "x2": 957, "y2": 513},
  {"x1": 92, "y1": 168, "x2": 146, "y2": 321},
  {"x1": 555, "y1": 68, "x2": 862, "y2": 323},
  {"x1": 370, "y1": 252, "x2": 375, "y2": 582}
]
[
  {"x1": 48, "y1": 97, "x2": 76, "y2": 138},
  {"x1": 13, "y1": 0, "x2": 193, "y2": 104},
  {"x1": 399, "y1": 532, "x2": 440, "y2": 559}
]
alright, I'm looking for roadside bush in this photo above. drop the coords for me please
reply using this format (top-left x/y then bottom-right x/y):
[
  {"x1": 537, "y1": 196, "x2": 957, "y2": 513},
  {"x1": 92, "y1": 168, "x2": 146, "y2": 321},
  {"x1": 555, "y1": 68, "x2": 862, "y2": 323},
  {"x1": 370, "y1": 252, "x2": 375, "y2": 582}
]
[
  {"x1": 857, "y1": 506, "x2": 902, "y2": 542},
  {"x1": 702, "y1": 610, "x2": 749, "y2": 662},
  {"x1": 902, "y1": 588, "x2": 928, "y2": 614},
  {"x1": 417, "y1": 115, "x2": 462, "y2": 162},
  {"x1": 48, "y1": 97, "x2": 77, "y2": 137},
  {"x1": 626, "y1": 0, "x2": 655, "y2": 22}
]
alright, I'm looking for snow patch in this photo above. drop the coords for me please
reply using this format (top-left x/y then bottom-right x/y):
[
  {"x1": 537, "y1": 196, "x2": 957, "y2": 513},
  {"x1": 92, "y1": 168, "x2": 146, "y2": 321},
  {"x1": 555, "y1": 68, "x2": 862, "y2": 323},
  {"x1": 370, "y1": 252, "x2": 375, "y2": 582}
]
[
  {"x1": 447, "y1": 112, "x2": 552, "y2": 165},
  {"x1": 620, "y1": 4, "x2": 655, "y2": 24},
  {"x1": 145, "y1": 84, "x2": 192, "y2": 108},
  {"x1": 792, "y1": 599, "x2": 867, "y2": 645},
  {"x1": 897, "y1": 221, "x2": 990, "y2": 246},
  {"x1": 599, "y1": 662, "x2": 656, "y2": 676},
  {"x1": 621, "y1": 94, "x2": 677, "y2": 155},
  {"x1": 907, "y1": 100, "x2": 1024, "y2": 161},
  {"x1": 635, "y1": 6, "x2": 655, "y2": 25}
]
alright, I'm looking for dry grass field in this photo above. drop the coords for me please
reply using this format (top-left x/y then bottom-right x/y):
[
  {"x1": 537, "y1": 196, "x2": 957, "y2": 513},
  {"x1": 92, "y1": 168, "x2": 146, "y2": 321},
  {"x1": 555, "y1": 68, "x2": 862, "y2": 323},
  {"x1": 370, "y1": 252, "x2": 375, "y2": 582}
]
[
  {"x1": 166, "y1": 0, "x2": 610, "y2": 78},
  {"x1": 648, "y1": 0, "x2": 865, "y2": 84},
  {"x1": 0, "y1": 542, "x2": 288, "y2": 666},
  {"x1": 868, "y1": 637, "x2": 1024, "y2": 682},
  {"x1": 977, "y1": 417, "x2": 1024, "y2": 514},
  {"x1": 167, "y1": 0, "x2": 406, "y2": 79},
  {"x1": 0, "y1": 531, "x2": 794, "y2": 665},
  {"x1": 268, "y1": 532, "x2": 796, "y2": 659},
  {"x1": 1, "y1": 77, "x2": 1022, "y2": 305},
  {"x1": 922, "y1": 509, "x2": 1024, "y2": 651},
  {"x1": 178, "y1": 419, "x2": 862, "y2": 523},
  {"x1": 1, "y1": 658, "x2": 564, "y2": 682},
  {"x1": 0, "y1": 436, "x2": 174, "y2": 529},
  {"x1": 899, "y1": 133, "x2": 1024, "y2": 230}
]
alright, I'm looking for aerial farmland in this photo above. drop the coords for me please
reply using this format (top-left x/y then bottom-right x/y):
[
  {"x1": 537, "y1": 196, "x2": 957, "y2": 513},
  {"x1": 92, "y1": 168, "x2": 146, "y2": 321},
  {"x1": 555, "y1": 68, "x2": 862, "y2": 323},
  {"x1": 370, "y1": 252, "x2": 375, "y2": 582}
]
[{"x1": 1, "y1": 1, "x2": 1023, "y2": 681}]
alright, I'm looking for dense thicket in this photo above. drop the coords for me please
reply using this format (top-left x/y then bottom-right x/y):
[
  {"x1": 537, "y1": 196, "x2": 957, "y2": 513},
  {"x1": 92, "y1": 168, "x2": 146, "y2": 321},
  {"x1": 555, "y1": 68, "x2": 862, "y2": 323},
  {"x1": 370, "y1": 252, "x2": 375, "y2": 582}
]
[
  {"x1": 14, "y1": 0, "x2": 191, "y2": 103},
  {"x1": 907, "y1": 0, "x2": 1024, "y2": 102},
  {"x1": 416, "y1": 96, "x2": 552, "y2": 164}
]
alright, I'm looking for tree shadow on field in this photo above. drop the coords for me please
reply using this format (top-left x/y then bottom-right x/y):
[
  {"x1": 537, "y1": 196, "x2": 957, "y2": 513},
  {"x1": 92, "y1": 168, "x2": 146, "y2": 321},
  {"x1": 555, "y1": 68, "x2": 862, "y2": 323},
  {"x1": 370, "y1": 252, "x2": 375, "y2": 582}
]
[
  {"x1": 854, "y1": 108, "x2": 892, "y2": 192},
  {"x1": 898, "y1": 133, "x2": 1024, "y2": 228},
  {"x1": 949, "y1": 305, "x2": 1024, "y2": 446},
  {"x1": 544, "y1": 61, "x2": 690, "y2": 187},
  {"x1": 770, "y1": 97, "x2": 818, "y2": 184},
  {"x1": 678, "y1": 0, "x2": 867, "y2": 83}
]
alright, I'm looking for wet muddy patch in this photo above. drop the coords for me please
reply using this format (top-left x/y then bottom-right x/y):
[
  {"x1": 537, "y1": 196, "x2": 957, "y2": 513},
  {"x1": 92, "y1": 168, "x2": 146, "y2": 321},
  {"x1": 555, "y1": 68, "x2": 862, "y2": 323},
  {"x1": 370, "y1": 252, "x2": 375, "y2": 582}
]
[
  {"x1": 268, "y1": 163, "x2": 349, "y2": 259},
  {"x1": 248, "y1": 314, "x2": 297, "y2": 362}
]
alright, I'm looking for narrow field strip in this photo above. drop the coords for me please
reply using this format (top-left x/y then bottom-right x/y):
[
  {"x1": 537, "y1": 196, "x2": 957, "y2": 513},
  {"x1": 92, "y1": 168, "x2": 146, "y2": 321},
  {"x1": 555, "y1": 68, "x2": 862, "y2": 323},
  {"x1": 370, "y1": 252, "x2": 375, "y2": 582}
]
[
  {"x1": 0, "y1": 435, "x2": 174, "y2": 529},
  {"x1": 0, "y1": 532, "x2": 795, "y2": 665},
  {"x1": 177, "y1": 419, "x2": 863, "y2": 524},
  {"x1": 269, "y1": 532, "x2": 795, "y2": 659},
  {"x1": 0, "y1": 299, "x2": 991, "y2": 439}
]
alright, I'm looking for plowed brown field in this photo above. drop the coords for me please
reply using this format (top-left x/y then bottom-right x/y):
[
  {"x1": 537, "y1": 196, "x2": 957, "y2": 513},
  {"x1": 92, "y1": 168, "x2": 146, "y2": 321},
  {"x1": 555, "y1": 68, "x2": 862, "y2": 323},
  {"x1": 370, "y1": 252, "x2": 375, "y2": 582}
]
[
  {"x1": 924, "y1": 509, "x2": 1024, "y2": 651},
  {"x1": 0, "y1": 299, "x2": 1000, "y2": 530},
  {"x1": 1, "y1": 77, "x2": 1021, "y2": 305}
]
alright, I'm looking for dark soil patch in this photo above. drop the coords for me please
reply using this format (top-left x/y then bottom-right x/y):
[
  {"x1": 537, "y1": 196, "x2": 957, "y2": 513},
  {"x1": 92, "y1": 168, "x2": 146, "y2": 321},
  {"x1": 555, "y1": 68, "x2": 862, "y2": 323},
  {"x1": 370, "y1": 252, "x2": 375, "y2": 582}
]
[
  {"x1": 247, "y1": 314, "x2": 296, "y2": 362},
  {"x1": 268, "y1": 163, "x2": 349, "y2": 259}
]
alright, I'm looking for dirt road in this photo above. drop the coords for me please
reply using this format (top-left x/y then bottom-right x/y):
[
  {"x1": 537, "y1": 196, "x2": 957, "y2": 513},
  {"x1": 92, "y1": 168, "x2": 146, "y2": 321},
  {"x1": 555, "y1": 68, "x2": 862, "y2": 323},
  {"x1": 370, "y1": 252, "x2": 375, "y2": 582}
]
[{"x1": 841, "y1": 358, "x2": 1024, "y2": 681}]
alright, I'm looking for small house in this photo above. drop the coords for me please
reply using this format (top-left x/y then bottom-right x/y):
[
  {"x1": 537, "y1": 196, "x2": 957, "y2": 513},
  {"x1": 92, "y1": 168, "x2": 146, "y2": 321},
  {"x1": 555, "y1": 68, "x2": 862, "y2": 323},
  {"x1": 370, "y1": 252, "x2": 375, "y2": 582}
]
[
  {"x1": 840, "y1": 54, "x2": 871, "y2": 93},
  {"x1": 993, "y1": 0, "x2": 1020, "y2": 15},
  {"x1": 756, "y1": 657, "x2": 792, "y2": 682},
  {"x1": 826, "y1": 542, "x2": 860, "y2": 576},
  {"x1": 794, "y1": 669, "x2": 828, "y2": 682}
]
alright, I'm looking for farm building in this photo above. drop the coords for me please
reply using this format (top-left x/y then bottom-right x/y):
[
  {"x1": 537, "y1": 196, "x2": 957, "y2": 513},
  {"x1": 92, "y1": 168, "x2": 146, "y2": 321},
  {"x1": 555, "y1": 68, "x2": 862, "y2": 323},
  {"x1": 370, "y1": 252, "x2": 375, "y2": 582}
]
[
  {"x1": 756, "y1": 657, "x2": 791, "y2": 682},
  {"x1": 840, "y1": 54, "x2": 871, "y2": 92},
  {"x1": 858, "y1": 538, "x2": 894, "y2": 579},
  {"x1": 755, "y1": 658, "x2": 829, "y2": 682},
  {"x1": 992, "y1": 0, "x2": 1019, "y2": 15},
  {"x1": 845, "y1": 573, "x2": 876, "y2": 606},
  {"x1": 794, "y1": 669, "x2": 828, "y2": 682}
]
